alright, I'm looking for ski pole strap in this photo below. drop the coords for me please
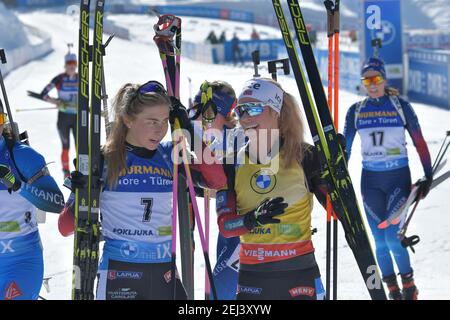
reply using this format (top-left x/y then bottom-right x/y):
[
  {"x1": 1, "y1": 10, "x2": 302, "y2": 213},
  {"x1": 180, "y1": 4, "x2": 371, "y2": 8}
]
[
  {"x1": 400, "y1": 235, "x2": 420, "y2": 253},
  {"x1": 26, "y1": 165, "x2": 51, "y2": 185}
]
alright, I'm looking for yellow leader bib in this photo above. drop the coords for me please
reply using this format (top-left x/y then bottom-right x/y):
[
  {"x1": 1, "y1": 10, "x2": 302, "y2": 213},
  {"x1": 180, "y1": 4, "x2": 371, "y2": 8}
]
[{"x1": 235, "y1": 151, "x2": 315, "y2": 264}]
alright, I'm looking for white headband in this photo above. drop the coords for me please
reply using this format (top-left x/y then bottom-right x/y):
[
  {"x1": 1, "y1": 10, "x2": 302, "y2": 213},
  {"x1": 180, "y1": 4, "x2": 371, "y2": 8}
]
[{"x1": 238, "y1": 78, "x2": 284, "y2": 113}]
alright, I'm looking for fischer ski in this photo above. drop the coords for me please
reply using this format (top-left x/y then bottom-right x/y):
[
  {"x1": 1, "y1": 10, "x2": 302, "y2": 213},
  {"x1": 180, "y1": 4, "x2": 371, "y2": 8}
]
[
  {"x1": 272, "y1": 0, "x2": 386, "y2": 299},
  {"x1": 72, "y1": 0, "x2": 105, "y2": 300}
]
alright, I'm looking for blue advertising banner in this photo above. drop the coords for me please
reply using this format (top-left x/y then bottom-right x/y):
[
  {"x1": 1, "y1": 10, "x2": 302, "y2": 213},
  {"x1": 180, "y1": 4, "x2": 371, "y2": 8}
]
[
  {"x1": 407, "y1": 49, "x2": 450, "y2": 110},
  {"x1": 315, "y1": 48, "x2": 360, "y2": 93},
  {"x1": 107, "y1": 4, "x2": 149, "y2": 14},
  {"x1": 361, "y1": 0, "x2": 404, "y2": 93},
  {"x1": 153, "y1": 6, "x2": 254, "y2": 23},
  {"x1": 224, "y1": 39, "x2": 283, "y2": 63},
  {"x1": 107, "y1": 5, "x2": 254, "y2": 24},
  {"x1": 15, "y1": 0, "x2": 64, "y2": 6}
]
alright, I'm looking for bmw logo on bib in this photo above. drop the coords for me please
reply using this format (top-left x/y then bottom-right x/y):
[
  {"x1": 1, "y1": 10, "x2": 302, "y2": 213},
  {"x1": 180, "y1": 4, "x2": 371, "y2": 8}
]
[
  {"x1": 120, "y1": 242, "x2": 139, "y2": 259},
  {"x1": 251, "y1": 169, "x2": 276, "y2": 194}
]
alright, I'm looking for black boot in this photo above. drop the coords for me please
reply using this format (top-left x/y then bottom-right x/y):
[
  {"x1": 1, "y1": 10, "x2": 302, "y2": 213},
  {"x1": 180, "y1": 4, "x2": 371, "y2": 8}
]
[
  {"x1": 383, "y1": 274, "x2": 403, "y2": 300},
  {"x1": 401, "y1": 270, "x2": 419, "y2": 300}
]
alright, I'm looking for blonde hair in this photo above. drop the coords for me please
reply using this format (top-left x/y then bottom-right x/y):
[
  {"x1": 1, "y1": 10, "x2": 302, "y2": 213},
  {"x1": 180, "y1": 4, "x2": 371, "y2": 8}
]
[
  {"x1": 385, "y1": 86, "x2": 400, "y2": 96},
  {"x1": 103, "y1": 83, "x2": 171, "y2": 188},
  {"x1": 260, "y1": 78, "x2": 306, "y2": 168}
]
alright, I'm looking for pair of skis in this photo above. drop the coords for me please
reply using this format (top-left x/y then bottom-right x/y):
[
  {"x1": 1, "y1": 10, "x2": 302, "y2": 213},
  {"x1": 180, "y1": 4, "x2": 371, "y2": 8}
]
[
  {"x1": 271, "y1": 0, "x2": 386, "y2": 299},
  {"x1": 153, "y1": 14, "x2": 216, "y2": 300},
  {"x1": 72, "y1": 0, "x2": 105, "y2": 300}
]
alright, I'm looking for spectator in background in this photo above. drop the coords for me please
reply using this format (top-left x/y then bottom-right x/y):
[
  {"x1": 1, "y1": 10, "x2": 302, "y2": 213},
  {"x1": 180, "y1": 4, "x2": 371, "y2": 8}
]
[
  {"x1": 206, "y1": 30, "x2": 219, "y2": 44},
  {"x1": 231, "y1": 33, "x2": 244, "y2": 66},
  {"x1": 349, "y1": 30, "x2": 358, "y2": 43},
  {"x1": 250, "y1": 28, "x2": 260, "y2": 40},
  {"x1": 219, "y1": 31, "x2": 227, "y2": 44}
]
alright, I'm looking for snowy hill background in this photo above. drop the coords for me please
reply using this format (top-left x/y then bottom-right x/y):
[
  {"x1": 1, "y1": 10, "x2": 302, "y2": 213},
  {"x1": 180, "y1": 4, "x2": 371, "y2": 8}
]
[{"x1": 0, "y1": 2, "x2": 29, "y2": 50}]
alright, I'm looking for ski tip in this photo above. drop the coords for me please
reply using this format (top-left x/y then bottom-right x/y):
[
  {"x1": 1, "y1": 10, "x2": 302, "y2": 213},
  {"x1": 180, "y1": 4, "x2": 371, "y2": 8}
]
[{"x1": 377, "y1": 221, "x2": 389, "y2": 229}]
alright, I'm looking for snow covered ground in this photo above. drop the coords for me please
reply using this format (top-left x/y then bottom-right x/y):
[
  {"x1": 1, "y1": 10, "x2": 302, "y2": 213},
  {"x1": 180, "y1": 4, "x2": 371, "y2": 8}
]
[{"x1": 4, "y1": 9, "x2": 450, "y2": 300}]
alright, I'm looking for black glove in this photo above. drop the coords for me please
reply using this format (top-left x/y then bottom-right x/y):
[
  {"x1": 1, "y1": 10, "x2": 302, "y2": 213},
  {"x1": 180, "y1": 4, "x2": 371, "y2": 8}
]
[
  {"x1": 0, "y1": 164, "x2": 22, "y2": 193},
  {"x1": 169, "y1": 96, "x2": 191, "y2": 130},
  {"x1": 336, "y1": 133, "x2": 348, "y2": 159},
  {"x1": 65, "y1": 170, "x2": 103, "y2": 191},
  {"x1": 415, "y1": 176, "x2": 433, "y2": 201},
  {"x1": 68, "y1": 171, "x2": 88, "y2": 190},
  {"x1": 244, "y1": 197, "x2": 288, "y2": 230}
]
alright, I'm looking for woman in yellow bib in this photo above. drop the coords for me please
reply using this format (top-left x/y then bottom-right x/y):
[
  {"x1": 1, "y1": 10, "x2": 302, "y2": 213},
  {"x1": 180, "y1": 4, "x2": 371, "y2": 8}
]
[{"x1": 216, "y1": 78, "x2": 328, "y2": 300}]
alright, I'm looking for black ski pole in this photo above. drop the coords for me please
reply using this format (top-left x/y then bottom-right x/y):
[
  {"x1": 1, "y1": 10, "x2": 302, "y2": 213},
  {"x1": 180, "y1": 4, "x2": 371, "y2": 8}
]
[
  {"x1": 252, "y1": 50, "x2": 260, "y2": 78},
  {"x1": 432, "y1": 131, "x2": 450, "y2": 173},
  {"x1": 332, "y1": 0, "x2": 340, "y2": 301},
  {"x1": 324, "y1": 0, "x2": 335, "y2": 300},
  {"x1": 101, "y1": 34, "x2": 115, "y2": 137}
]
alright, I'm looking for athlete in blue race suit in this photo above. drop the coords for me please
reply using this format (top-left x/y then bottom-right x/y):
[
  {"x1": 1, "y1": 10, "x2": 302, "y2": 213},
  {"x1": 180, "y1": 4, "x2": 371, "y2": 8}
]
[
  {"x1": 58, "y1": 81, "x2": 226, "y2": 300},
  {"x1": 191, "y1": 81, "x2": 242, "y2": 300},
  {"x1": 344, "y1": 57, "x2": 433, "y2": 300},
  {"x1": 0, "y1": 123, "x2": 65, "y2": 300}
]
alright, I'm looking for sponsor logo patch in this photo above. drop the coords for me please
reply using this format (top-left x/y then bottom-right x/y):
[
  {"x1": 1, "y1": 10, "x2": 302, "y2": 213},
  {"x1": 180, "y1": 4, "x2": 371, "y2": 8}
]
[
  {"x1": 0, "y1": 221, "x2": 21, "y2": 233},
  {"x1": 163, "y1": 270, "x2": 180, "y2": 283},
  {"x1": 158, "y1": 226, "x2": 172, "y2": 236},
  {"x1": 238, "y1": 285, "x2": 262, "y2": 295},
  {"x1": 277, "y1": 224, "x2": 301, "y2": 237},
  {"x1": 107, "y1": 270, "x2": 143, "y2": 280},
  {"x1": 107, "y1": 288, "x2": 138, "y2": 300},
  {"x1": 250, "y1": 169, "x2": 276, "y2": 194},
  {"x1": 120, "y1": 242, "x2": 139, "y2": 259},
  {"x1": 289, "y1": 286, "x2": 315, "y2": 298},
  {"x1": 5, "y1": 282, "x2": 22, "y2": 300}
]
